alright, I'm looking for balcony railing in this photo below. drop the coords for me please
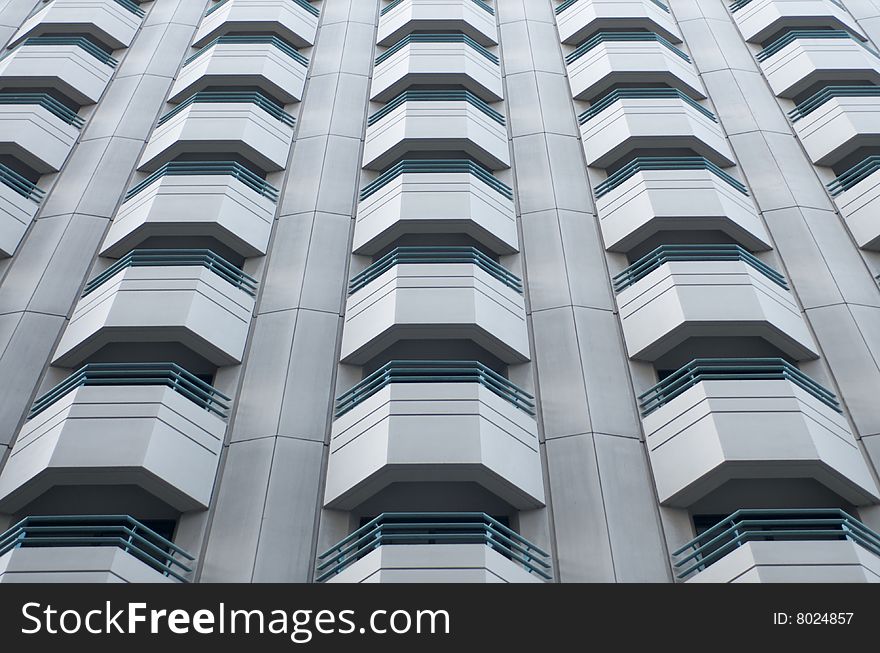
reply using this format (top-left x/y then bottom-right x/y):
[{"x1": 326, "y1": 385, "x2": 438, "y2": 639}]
[
  {"x1": 578, "y1": 87, "x2": 715, "y2": 124},
  {"x1": 612, "y1": 244, "x2": 787, "y2": 292},
  {"x1": 788, "y1": 84, "x2": 880, "y2": 121},
  {"x1": 594, "y1": 156, "x2": 748, "y2": 198},
  {"x1": 368, "y1": 89, "x2": 505, "y2": 126},
  {"x1": 755, "y1": 29, "x2": 871, "y2": 62},
  {"x1": 557, "y1": 0, "x2": 669, "y2": 14},
  {"x1": 0, "y1": 515, "x2": 193, "y2": 582},
  {"x1": 566, "y1": 31, "x2": 690, "y2": 65},
  {"x1": 382, "y1": 0, "x2": 495, "y2": 15},
  {"x1": 375, "y1": 33, "x2": 499, "y2": 66},
  {"x1": 113, "y1": 0, "x2": 147, "y2": 18},
  {"x1": 182, "y1": 34, "x2": 309, "y2": 68},
  {"x1": 0, "y1": 92, "x2": 84, "y2": 127},
  {"x1": 335, "y1": 360, "x2": 535, "y2": 417},
  {"x1": 730, "y1": 0, "x2": 846, "y2": 12},
  {"x1": 206, "y1": 0, "x2": 320, "y2": 17},
  {"x1": 6, "y1": 36, "x2": 118, "y2": 67},
  {"x1": 827, "y1": 154, "x2": 880, "y2": 196},
  {"x1": 28, "y1": 362, "x2": 231, "y2": 419},
  {"x1": 349, "y1": 246, "x2": 522, "y2": 295},
  {"x1": 315, "y1": 512, "x2": 551, "y2": 582},
  {"x1": 638, "y1": 358, "x2": 841, "y2": 417},
  {"x1": 156, "y1": 90, "x2": 296, "y2": 127},
  {"x1": 0, "y1": 162, "x2": 46, "y2": 202},
  {"x1": 82, "y1": 249, "x2": 258, "y2": 297},
  {"x1": 124, "y1": 160, "x2": 279, "y2": 202},
  {"x1": 672, "y1": 509, "x2": 880, "y2": 579},
  {"x1": 359, "y1": 159, "x2": 513, "y2": 201}
]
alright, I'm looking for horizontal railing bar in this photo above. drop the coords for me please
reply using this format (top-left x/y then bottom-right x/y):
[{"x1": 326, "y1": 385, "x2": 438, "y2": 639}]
[
  {"x1": 0, "y1": 92, "x2": 84, "y2": 127},
  {"x1": 566, "y1": 31, "x2": 689, "y2": 65},
  {"x1": 594, "y1": 156, "x2": 748, "y2": 198},
  {"x1": 183, "y1": 34, "x2": 309, "y2": 68},
  {"x1": 375, "y1": 33, "x2": 499, "y2": 66},
  {"x1": 359, "y1": 158, "x2": 512, "y2": 200},
  {"x1": 156, "y1": 90, "x2": 295, "y2": 127},
  {"x1": 124, "y1": 160, "x2": 279, "y2": 202},
  {"x1": 579, "y1": 87, "x2": 715, "y2": 123},
  {"x1": 367, "y1": 89, "x2": 505, "y2": 126}
]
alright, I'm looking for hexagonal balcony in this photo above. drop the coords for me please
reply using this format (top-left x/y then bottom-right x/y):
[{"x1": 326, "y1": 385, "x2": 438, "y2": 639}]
[
  {"x1": 730, "y1": 0, "x2": 865, "y2": 44},
  {"x1": 378, "y1": 0, "x2": 498, "y2": 47},
  {"x1": 10, "y1": 0, "x2": 145, "y2": 51},
  {"x1": 555, "y1": 0, "x2": 681, "y2": 46},
  {"x1": 195, "y1": 0, "x2": 319, "y2": 49},
  {"x1": 0, "y1": 93, "x2": 83, "y2": 173},
  {"x1": 0, "y1": 163, "x2": 45, "y2": 258}
]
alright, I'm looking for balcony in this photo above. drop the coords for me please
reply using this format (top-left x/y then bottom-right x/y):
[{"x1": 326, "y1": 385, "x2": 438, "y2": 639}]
[
  {"x1": 615, "y1": 245, "x2": 816, "y2": 361},
  {"x1": 828, "y1": 155, "x2": 880, "y2": 250},
  {"x1": 316, "y1": 513, "x2": 551, "y2": 582},
  {"x1": 0, "y1": 36, "x2": 117, "y2": 105},
  {"x1": 0, "y1": 93, "x2": 83, "y2": 173},
  {"x1": 53, "y1": 250, "x2": 257, "y2": 367},
  {"x1": 194, "y1": 0, "x2": 320, "y2": 49},
  {"x1": 324, "y1": 361, "x2": 544, "y2": 510},
  {"x1": 640, "y1": 359, "x2": 880, "y2": 507},
  {"x1": 353, "y1": 159, "x2": 517, "y2": 255},
  {"x1": 170, "y1": 35, "x2": 309, "y2": 105},
  {"x1": 565, "y1": 31, "x2": 704, "y2": 101},
  {"x1": 0, "y1": 516, "x2": 193, "y2": 583},
  {"x1": 364, "y1": 90, "x2": 509, "y2": 170},
  {"x1": 729, "y1": 0, "x2": 865, "y2": 44},
  {"x1": 594, "y1": 157, "x2": 770, "y2": 253},
  {"x1": 555, "y1": 0, "x2": 681, "y2": 46},
  {"x1": 100, "y1": 161, "x2": 278, "y2": 258},
  {"x1": 370, "y1": 33, "x2": 503, "y2": 103},
  {"x1": 756, "y1": 30, "x2": 880, "y2": 98},
  {"x1": 789, "y1": 85, "x2": 880, "y2": 166},
  {"x1": 0, "y1": 363, "x2": 228, "y2": 512},
  {"x1": 578, "y1": 88, "x2": 733, "y2": 168},
  {"x1": 0, "y1": 163, "x2": 45, "y2": 258},
  {"x1": 342, "y1": 247, "x2": 527, "y2": 364},
  {"x1": 378, "y1": 0, "x2": 498, "y2": 47},
  {"x1": 10, "y1": 0, "x2": 145, "y2": 51},
  {"x1": 139, "y1": 92, "x2": 295, "y2": 172},
  {"x1": 673, "y1": 509, "x2": 880, "y2": 582}
]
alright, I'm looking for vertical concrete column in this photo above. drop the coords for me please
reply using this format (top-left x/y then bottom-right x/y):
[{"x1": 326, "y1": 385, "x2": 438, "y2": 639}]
[
  {"x1": 199, "y1": 0, "x2": 379, "y2": 583},
  {"x1": 495, "y1": 0, "x2": 670, "y2": 582},
  {"x1": 666, "y1": 0, "x2": 880, "y2": 481},
  {"x1": 0, "y1": 0, "x2": 209, "y2": 451}
]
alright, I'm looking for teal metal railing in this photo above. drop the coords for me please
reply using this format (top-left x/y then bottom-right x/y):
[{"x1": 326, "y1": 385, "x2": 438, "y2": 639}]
[
  {"x1": 10, "y1": 36, "x2": 118, "y2": 67},
  {"x1": 756, "y1": 29, "x2": 871, "y2": 62},
  {"x1": 113, "y1": 0, "x2": 146, "y2": 17},
  {"x1": 731, "y1": 0, "x2": 845, "y2": 12},
  {"x1": 335, "y1": 360, "x2": 535, "y2": 417},
  {"x1": 359, "y1": 159, "x2": 512, "y2": 201},
  {"x1": 638, "y1": 358, "x2": 841, "y2": 417},
  {"x1": 315, "y1": 513, "x2": 551, "y2": 582},
  {"x1": 827, "y1": 155, "x2": 880, "y2": 196},
  {"x1": 206, "y1": 0, "x2": 319, "y2": 17},
  {"x1": 368, "y1": 89, "x2": 505, "y2": 126},
  {"x1": 613, "y1": 244, "x2": 787, "y2": 292},
  {"x1": 124, "y1": 160, "x2": 279, "y2": 202},
  {"x1": 382, "y1": 0, "x2": 494, "y2": 15},
  {"x1": 375, "y1": 33, "x2": 499, "y2": 65},
  {"x1": 578, "y1": 87, "x2": 715, "y2": 123},
  {"x1": 557, "y1": 0, "x2": 668, "y2": 14},
  {"x1": 0, "y1": 162, "x2": 46, "y2": 202},
  {"x1": 82, "y1": 249, "x2": 257, "y2": 297},
  {"x1": 0, "y1": 92, "x2": 84, "y2": 127},
  {"x1": 183, "y1": 35, "x2": 309, "y2": 68},
  {"x1": 566, "y1": 31, "x2": 690, "y2": 65},
  {"x1": 594, "y1": 156, "x2": 748, "y2": 198},
  {"x1": 349, "y1": 246, "x2": 522, "y2": 295},
  {"x1": 156, "y1": 90, "x2": 295, "y2": 127},
  {"x1": 28, "y1": 363, "x2": 231, "y2": 419},
  {"x1": 0, "y1": 516, "x2": 193, "y2": 582},
  {"x1": 789, "y1": 84, "x2": 880, "y2": 121},
  {"x1": 672, "y1": 509, "x2": 880, "y2": 579}
]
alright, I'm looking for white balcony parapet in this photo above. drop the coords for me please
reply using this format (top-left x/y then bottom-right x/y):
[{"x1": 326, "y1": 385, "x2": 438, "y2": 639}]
[
  {"x1": 555, "y1": 0, "x2": 681, "y2": 46},
  {"x1": 378, "y1": 0, "x2": 499, "y2": 46},
  {"x1": 195, "y1": 0, "x2": 320, "y2": 49},
  {"x1": 0, "y1": 163, "x2": 44, "y2": 258},
  {"x1": 730, "y1": 0, "x2": 865, "y2": 44},
  {"x1": 0, "y1": 97, "x2": 82, "y2": 173},
  {"x1": 10, "y1": 0, "x2": 145, "y2": 51}
]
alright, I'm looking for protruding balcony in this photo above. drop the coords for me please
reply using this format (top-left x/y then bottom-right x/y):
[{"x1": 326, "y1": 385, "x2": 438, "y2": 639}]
[
  {"x1": 615, "y1": 245, "x2": 816, "y2": 361},
  {"x1": 170, "y1": 35, "x2": 309, "y2": 104},
  {"x1": 579, "y1": 88, "x2": 732, "y2": 168},
  {"x1": 730, "y1": 0, "x2": 865, "y2": 44},
  {"x1": 53, "y1": 250, "x2": 257, "y2": 367},
  {"x1": 10, "y1": 0, "x2": 145, "y2": 51},
  {"x1": 0, "y1": 363, "x2": 228, "y2": 512},
  {"x1": 0, "y1": 93, "x2": 83, "y2": 173},
  {"x1": 0, "y1": 36, "x2": 118, "y2": 105},
  {"x1": 364, "y1": 90, "x2": 509, "y2": 170},
  {"x1": 0, "y1": 516, "x2": 193, "y2": 583},
  {"x1": 555, "y1": 0, "x2": 681, "y2": 46},
  {"x1": 316, "y1": 513, "x2": 551, "y2": 583},
  {"x1": 757, "y1": 29, "x2": 880, "y2": 98},
  {"x1": 640, "y1": 359, "x2": 880, "y2": 507},
  {"x1": 354, "y1": 159, "x2": 517, "y2": 255},
  {"x1": 194, "y1": 0, "x2": 320, "y2": 49},
  {"x1": 100, "y1": 161, "x2": 278, "y2": 258},
  {"x1": 828, "y1": 155, "x2": 880, "y2": 250},
  {"x1": 788, "y1": 85, "x2": 880, "y2": 166},
  {"x1": 325, "y1": 361, "x2": 544, "y2": 510},
  {"x1": 565, "y1": 31, "x2": 704, "y2": 101},
  {"x1": 378, "y1": 0, "x2": 499, "y2": 47},
  {"x1": 594, "y1": 156, "x2": 770, "y2": 253},
  {"x1": 673, "y1": 509, "x2": 880, "y2": 582},
  {"x1": 0, "y1": 163, "x2": 45, "y2": 258},
  {"x1": 138, "y1": 91, "x2": 295, "y2": 172},
  {"x1": 370, "y1": 33, "x2": 503, "y2": 103},
  {"x1": 342, "y1": 247, "x2": 527, "y2": 364}
]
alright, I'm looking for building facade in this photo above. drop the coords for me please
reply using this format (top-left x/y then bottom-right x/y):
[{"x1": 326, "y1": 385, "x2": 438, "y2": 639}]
[{"x1": 0, "y1": 0, "x2": 879, "y2": 583}]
